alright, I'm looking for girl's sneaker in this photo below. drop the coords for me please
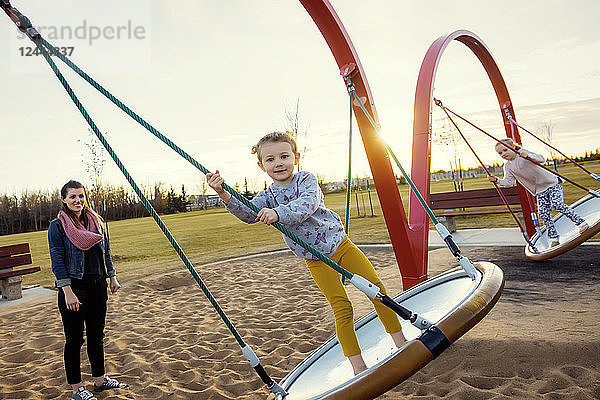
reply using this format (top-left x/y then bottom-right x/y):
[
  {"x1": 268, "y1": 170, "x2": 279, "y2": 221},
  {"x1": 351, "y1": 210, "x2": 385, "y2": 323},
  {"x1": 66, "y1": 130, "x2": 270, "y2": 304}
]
[
  {"x1": 71, "y1": 387, "x2": 97, "y2": 400},
  {"x1": 93, "y1": 376, "x2": 127, "y2": 392}
]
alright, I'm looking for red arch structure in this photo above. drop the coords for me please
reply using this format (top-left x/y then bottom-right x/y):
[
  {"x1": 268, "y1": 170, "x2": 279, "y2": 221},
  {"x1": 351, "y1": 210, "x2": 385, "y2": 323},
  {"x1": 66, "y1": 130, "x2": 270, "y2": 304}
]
[
  {"x1": 301, "y1": 2, "x2": 535, "y2": 289},
  {"x1": 300, "y1": 0, "x2": 420, "y2": 288},
  {"x1": 410, "y1": 30, "x2": 536, "y2": 275}
]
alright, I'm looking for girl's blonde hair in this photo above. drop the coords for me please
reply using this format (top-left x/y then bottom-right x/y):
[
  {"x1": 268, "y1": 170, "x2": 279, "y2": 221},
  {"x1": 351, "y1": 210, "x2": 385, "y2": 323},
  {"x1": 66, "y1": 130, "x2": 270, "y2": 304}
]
[
  {"x1": 495, "y1": 138, "x2": 521, "y2": 152},
  {"x1": 251, "y1": 131, "x2": 298, "y2": 161}
]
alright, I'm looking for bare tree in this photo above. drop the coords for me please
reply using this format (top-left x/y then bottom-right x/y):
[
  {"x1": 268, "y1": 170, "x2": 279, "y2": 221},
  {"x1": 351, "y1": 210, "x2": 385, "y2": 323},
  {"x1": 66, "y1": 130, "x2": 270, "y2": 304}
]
[
  {"x1": 284, "y1": 97, "x2": 309, "y2": 171},
  {"x1": 152, "y1": 182, "x2": 167, "y2": 214},
  {"x1": 538, "y1": 120, "x2": 557, "y2": 171},
  {"x1": 433, "y1": 118, "x2": 464, "y2": 191},
  {"x1": 79, "y1": 128, "x2": 108, "y2": 210},
  {"x1": 195, "y1": 180, "x2": 209, "y2": 209}
]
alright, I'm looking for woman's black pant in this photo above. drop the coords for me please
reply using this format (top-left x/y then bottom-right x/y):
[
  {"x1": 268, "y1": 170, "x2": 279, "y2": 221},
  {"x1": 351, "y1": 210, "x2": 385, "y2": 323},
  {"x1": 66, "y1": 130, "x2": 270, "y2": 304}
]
[{"x1": 58, "y1": 276, "x2": 108, "y2": 385}]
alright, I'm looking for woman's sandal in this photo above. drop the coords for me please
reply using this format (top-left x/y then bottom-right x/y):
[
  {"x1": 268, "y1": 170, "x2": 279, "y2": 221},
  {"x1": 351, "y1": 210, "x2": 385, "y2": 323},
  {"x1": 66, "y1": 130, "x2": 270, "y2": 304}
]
[{"x1": 93, "y1": 376, "x2": 127, "y2": 392}]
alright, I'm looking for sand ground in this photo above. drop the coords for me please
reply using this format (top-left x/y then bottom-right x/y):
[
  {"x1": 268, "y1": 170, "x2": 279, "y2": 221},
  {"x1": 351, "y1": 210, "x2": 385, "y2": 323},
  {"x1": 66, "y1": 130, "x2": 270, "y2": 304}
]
[{"x1": 1, "y1": 245, "x2": 599, "y2": 399}]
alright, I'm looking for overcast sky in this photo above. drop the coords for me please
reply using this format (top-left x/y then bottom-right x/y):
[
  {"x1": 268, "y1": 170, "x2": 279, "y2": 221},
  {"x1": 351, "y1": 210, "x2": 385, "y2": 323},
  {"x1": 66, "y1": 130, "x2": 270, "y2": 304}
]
[{"x1": 1, "y1": 0, "x2": 599, "y2": 195}]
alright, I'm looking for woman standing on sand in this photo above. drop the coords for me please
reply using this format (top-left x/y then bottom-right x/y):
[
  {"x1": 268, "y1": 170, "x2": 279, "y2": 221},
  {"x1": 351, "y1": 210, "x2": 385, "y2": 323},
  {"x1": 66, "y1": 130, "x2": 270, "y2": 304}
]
[{"x1": 48, "y1": 180, "x2": 127, "y2": 400}]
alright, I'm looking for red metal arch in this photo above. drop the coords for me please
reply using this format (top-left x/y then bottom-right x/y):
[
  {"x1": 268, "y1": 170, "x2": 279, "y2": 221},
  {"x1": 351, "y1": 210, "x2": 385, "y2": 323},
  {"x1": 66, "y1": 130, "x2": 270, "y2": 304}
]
[
  {"x1": 410, "y1": 30, "x2": 537, "y2": 277},
  {"x1": 300, "y1": 0, "x2": 421, "y2": 288}
]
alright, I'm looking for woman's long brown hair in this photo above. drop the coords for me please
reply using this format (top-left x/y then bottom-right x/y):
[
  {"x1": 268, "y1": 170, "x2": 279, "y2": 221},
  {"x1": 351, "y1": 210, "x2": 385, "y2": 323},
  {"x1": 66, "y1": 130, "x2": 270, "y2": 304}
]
[{"x1": 60, "y1": 180, "x2": 103, "y2": 230}]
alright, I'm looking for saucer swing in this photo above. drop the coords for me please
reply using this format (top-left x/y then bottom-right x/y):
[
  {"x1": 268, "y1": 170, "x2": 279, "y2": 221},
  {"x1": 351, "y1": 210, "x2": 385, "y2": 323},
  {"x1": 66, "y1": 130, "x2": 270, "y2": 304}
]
[
  {"x1": 433, "y1": 98, "x2": 600, "y2": 262},
  {"x1": 524, "y1": 193, "x2": 600, "y2": 260},
  {"x1": 504, "y1": 113, "x2": 600, "y2": 260},
  {"x1": 278, "y1": 262, "x2": 502, "y2": 400}
]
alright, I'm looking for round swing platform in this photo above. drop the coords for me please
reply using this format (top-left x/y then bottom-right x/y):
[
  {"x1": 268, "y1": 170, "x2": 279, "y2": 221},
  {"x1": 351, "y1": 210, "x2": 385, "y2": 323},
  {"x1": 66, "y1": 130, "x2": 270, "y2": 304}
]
[
  {"x1": 276, "y1": 261, "x2": 504, "y2": 400},
  {"x1": 525, "y1": 193, "x2": 600, "y2": 261}
]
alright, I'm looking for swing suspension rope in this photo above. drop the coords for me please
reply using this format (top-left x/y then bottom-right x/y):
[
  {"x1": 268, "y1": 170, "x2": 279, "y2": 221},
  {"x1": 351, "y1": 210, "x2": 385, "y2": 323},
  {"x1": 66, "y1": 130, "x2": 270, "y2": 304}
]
[
  {"x1": 340, "y1": 71, "x2": 478, "y2": 279},
  {"x1": 3, "y1": 0, "x2": 434, "y2": 342},
  {"x1": 344, "y1": 93, "x2": 353, "y2": 233},
  {"x1": 338, "y1": 94, "x2": 354, "y2": 287},
  {"x1": 502, "y1": 106, "x2": 600, "y2": 183},
  {"x1": 1, "y1": 16, "x2": 289, "y2": 399},
  {"x1": 434, "y1": 99, "x2": 539, "y2": 252},
  {"x1": 436, "y1": 100, "x2": 600, "y2": 199}
]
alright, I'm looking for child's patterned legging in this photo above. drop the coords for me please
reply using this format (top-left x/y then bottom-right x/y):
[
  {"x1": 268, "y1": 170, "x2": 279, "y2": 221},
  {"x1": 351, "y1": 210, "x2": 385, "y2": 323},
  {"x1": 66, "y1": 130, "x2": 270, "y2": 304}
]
[
  {"x1": 305, "y1": 236, "x2": 402, "y2": 357},
  {"x1": 537, "y1": 183, "x2": 585, "y2": 240}
]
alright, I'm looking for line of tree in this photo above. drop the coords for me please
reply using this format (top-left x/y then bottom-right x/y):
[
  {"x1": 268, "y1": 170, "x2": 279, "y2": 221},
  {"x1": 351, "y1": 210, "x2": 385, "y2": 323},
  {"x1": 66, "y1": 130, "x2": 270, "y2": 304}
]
[
  {"x1": 3, "y1": 148, "x2": 598, "y2": 237},
  {"x1": 0, "y1": 183, "x2": 190, "y2": 236},
  {"x1": 564, "y1": 149, "x2": 600, "y2": 163}
]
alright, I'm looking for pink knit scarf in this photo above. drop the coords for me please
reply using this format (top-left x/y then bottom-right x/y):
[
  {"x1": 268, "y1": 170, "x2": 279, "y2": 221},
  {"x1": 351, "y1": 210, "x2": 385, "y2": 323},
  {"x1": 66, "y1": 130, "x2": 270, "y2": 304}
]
[{"x1": 58, "y1": 210, "x2": 103, "y2": 251}]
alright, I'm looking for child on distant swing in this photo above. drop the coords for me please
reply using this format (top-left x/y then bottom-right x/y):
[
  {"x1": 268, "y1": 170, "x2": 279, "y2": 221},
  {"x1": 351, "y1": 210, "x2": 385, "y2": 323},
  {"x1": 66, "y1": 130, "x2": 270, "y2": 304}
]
[
  {"x1": 488, "y1": 138, "x2": 588, "y2": 247},
  {"x1": 206, "y1": 131, "x2": 406, "y2": 375}
]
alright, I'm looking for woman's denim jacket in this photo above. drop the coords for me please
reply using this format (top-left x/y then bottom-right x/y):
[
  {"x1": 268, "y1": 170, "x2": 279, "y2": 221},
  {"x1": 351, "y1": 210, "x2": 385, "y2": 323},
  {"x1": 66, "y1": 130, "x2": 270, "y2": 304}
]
[{"x1": 48, "y1": 218, "x2": 116, "y2": 288}]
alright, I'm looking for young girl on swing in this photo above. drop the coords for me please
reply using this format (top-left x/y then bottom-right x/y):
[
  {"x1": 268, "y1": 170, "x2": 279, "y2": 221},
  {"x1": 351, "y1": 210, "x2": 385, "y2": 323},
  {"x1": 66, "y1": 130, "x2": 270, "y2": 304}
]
[
  {"x1": 488, "y1": 138, "x2": 588, "y2": 247},
  {"x1": 206, "y1": 131, "x2": 406, "y2": 375}
]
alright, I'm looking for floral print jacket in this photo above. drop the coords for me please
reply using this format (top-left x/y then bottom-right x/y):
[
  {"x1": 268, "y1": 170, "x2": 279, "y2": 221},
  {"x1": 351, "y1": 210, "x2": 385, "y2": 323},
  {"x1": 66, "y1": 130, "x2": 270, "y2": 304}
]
[{"x1": 226, "y1": 171, "x2": 345, "y2": 259}]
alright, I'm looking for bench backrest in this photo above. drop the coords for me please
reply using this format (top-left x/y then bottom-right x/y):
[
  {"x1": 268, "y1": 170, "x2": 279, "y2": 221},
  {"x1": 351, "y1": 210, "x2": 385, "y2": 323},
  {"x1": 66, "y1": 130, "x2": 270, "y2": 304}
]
[
  {"x1": 429, "y1": 187, "x2": 521, "y2": 210},
  {"x1": 0, "y1": 243, "x2": 32, "y2": 271}
]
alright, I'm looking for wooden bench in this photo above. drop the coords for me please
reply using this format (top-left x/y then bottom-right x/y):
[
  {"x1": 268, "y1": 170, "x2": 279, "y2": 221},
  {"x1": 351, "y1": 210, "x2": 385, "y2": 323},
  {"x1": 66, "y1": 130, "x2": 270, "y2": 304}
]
[
  {"x1": 0, "y1": 243, "x2": 41, "y2": 300},
  {"x1": 429, "y1": 186, "x2": 524, "y2": 233}
]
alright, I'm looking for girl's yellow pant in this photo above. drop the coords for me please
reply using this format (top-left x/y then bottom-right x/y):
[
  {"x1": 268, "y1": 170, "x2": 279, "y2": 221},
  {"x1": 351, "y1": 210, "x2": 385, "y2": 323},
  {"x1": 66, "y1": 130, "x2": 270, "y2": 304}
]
[{"x1": 305, "y1": 236, "x2": 402, "y2": 357}]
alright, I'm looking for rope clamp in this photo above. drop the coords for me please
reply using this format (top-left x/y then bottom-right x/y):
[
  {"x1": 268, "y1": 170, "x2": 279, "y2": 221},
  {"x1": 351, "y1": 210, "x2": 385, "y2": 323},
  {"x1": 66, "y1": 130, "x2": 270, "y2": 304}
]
[
  {"x1": 23, "y1": 26, "x2": 40, "y2": 40},
  {"x1": 268, "y1": 381, "x2": 288, "y2": 398},
  {"x1": 340, "y1": 63, "x2": 357, "y2": 93},
  {"x1": 1, "y1": 0, "x2": 38, "y2": 40},
  {"x1": 1, "y1": 0, "x2": 21, "y2": 26},
  {"x1": 0, "y1": 0, "x2": 12, "y2": 11},
  {"x1": 433, "y1": 97, "x2": 444, "y2": 108},
  {"x1": 343, "y1": 75, "x2": 355, "y2": 93},
  {"x1": 502, "y1": 104, "x2": 514, "y2": 120}
]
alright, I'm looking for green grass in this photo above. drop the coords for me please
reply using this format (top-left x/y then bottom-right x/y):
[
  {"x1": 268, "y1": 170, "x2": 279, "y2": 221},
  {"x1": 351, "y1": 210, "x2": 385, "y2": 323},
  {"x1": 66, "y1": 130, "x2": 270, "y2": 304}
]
[{"x1": 2, "y1": 163, "x2": 598, "y2": 287}]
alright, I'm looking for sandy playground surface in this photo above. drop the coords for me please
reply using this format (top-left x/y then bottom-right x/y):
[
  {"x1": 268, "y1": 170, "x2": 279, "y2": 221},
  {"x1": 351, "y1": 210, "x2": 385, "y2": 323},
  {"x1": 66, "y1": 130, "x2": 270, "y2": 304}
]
[{"x1": 1, "y1": 245, "x2": 599, "y2": 399}]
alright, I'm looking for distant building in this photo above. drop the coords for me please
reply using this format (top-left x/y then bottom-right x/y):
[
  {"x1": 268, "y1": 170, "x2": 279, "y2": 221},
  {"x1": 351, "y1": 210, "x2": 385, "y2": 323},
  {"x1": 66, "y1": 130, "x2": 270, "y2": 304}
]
[
  {"x1": 351, "y1": 177, "x2": 372, "y2": 188},
  {"x1": 431, "y1": 165, "x2": 503, "y2": 181},
  {"x1": 323, "y1": 181, "x2": 346, "y2": 193},
  {"x1": 311, "y1": 166, "x2": 505, "y2": 193},
  {"x1": 322, "y1": 178, "x2": 374, "y2": 193},
  {"x1": 187, "y1": 194, "x2": 223, "y2": 209}
]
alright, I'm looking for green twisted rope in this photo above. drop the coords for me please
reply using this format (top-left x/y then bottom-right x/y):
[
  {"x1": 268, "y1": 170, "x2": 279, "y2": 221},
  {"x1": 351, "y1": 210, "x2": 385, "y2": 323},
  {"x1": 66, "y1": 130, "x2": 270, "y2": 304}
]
[
  {"x1": 344, "y1": 93, "x2": 353, "y2": 233},
  {"x1": 33, "y1": 37, "x2": 245, "y2": 346},
  {"x1": 348, "y1": 91, "x2": 440, "y2": 225}
]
